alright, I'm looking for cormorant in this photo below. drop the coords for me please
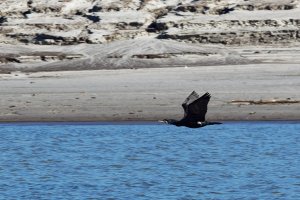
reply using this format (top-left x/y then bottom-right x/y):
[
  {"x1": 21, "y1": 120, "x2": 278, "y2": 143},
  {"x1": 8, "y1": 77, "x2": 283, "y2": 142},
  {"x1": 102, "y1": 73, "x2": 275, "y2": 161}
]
[{"x1": 159, "y1": 91, "x2": 222, "y2": 128}]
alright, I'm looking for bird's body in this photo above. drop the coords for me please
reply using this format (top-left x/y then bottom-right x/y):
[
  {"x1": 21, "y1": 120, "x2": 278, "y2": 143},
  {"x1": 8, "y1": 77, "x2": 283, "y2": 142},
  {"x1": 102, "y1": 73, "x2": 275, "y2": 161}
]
[
  {"x1": 165, "y1": 120, "x2": 221, "y2": 128},
  {"x1": 160, "y1": 91, "x2": 221, "y2": 128}
]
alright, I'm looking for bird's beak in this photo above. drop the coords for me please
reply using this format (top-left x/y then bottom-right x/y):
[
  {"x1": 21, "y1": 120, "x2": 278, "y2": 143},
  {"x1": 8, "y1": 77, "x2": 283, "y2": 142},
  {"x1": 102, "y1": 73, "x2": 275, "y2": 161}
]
[{"x1": 158, "y1": 120, "x2": 164, "y2": 123}]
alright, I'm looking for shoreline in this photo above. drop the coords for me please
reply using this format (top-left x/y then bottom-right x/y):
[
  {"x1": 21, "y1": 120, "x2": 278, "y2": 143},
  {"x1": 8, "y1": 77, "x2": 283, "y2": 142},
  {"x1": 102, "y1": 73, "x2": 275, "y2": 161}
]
[{"x1": 0, "y1": 120, "x2": 299, "y2": 125}]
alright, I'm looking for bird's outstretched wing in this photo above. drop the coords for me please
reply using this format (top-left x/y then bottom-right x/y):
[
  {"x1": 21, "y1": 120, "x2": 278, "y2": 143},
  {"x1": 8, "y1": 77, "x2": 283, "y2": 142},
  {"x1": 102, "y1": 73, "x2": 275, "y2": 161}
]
[
  {"x1": 182, "y1": 91, "x2": 200, "y2": 111},
  {"x1": 181, "y1": 92, "x2": 211, "y2": 122}
]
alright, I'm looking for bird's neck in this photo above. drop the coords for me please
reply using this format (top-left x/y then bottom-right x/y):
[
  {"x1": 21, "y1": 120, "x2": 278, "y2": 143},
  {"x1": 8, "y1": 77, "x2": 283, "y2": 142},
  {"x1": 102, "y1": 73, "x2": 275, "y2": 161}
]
[{"x1": 166, "y1": 119, "x2": 180, "y2": 125}]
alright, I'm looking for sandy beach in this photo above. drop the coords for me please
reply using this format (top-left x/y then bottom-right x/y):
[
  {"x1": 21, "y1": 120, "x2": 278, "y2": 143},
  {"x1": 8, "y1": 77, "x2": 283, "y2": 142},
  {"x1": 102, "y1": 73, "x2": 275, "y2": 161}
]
[{"x1": 1, "y1": 63, "x2": 299, "y2": 122}]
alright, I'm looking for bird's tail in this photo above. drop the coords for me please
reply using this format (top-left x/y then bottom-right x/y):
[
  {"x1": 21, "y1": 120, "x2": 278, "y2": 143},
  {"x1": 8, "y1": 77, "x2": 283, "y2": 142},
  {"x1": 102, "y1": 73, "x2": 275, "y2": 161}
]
[{"x1": 208, "y1": 122, "x2": 222, "y2": 125}]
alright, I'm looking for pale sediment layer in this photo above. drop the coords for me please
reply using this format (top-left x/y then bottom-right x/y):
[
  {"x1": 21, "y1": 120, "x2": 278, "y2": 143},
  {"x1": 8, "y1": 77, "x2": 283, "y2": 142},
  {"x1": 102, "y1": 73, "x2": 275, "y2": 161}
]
[
  {"x1": 0, "y1": 39, "x2": 253, "y2": 73},
  {"x1": 0, "y1": 63, "x2": 299, "y2": 122},
  {"x1": 1, "y1": 0, "x2": 300, "y2": 46}
]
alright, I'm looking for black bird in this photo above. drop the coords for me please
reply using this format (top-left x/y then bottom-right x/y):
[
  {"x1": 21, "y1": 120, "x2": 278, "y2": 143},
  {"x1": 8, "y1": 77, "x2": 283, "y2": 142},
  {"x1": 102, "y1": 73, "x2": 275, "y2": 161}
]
[{"x1": 159, "y1": 91, "x2": 222, "y2": 128}]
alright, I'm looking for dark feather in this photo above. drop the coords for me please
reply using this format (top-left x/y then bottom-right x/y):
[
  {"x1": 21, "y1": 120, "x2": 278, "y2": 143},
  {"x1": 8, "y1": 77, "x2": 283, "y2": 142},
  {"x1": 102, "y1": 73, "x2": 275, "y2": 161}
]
[
  {"x1": 182, "y1": 91, "x2": 199, "y2": 113},
  {"x1": 180, "y1": 92, "x2": 211, "y2": 122}
]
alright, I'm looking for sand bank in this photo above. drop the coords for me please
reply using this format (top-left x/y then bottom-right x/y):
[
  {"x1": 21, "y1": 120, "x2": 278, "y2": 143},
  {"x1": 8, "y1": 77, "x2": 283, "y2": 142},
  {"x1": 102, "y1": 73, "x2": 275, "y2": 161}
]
[{"x1": 0, "y1": 63, "x2": 299, "y2": 122}]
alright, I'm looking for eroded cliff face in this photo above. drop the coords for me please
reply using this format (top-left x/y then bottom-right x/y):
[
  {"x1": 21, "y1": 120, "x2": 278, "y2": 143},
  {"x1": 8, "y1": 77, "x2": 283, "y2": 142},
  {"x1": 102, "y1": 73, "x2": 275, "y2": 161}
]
[
  {"x1": 0, "y1": 0, "x2": 300, "y2": 72},
  {"x1": 1, "y1": 0, "x2": 299, "y2": 45}
]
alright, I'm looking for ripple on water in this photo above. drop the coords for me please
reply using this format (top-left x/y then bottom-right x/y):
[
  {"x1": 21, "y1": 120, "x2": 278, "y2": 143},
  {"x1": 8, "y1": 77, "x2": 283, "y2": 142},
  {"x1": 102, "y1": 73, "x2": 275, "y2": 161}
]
[{"x1": 0, "y1": 122, "x2": 299, "y2": 199}]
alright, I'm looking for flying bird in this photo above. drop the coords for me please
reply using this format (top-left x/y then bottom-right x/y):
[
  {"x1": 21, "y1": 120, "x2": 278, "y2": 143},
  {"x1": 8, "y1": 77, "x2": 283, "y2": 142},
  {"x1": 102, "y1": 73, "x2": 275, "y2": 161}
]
[{"x1": 159, "y1": 91, "x2": 222, "y2": 128}]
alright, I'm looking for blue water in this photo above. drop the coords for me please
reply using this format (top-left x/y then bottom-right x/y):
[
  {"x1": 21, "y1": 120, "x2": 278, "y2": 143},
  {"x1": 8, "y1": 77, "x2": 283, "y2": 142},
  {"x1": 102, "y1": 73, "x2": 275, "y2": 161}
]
[{"x1": 0, "y1": 122, "x2": 299, "y2": 200}]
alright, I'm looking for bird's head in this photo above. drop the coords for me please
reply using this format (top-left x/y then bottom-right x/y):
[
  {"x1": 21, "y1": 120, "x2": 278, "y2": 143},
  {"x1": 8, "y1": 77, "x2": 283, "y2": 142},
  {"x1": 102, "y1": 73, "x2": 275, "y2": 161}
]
[
  {"x1": 158, "y1": 119, "x2": 177, "y2": 124},
  {"x1": 158, "y1": 119, "x2": 169, "y2": 124}
]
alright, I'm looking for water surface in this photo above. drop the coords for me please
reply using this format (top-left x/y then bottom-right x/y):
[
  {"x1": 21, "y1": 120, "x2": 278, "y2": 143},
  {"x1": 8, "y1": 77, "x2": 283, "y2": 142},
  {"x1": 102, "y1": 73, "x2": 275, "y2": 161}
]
[{"x1": 0, "y1": 122, "x2": 299, "y2": 199}]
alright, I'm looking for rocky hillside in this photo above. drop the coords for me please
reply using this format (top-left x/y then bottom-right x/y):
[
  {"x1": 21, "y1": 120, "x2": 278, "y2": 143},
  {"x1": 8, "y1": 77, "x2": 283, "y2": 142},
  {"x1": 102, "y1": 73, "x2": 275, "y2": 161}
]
[
  {"x1": 1, "y1": 0, "x2": 300, "y2": 45},
  {"x1": 1, "y1": 0, "x2": 300, "y2": 72}
]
